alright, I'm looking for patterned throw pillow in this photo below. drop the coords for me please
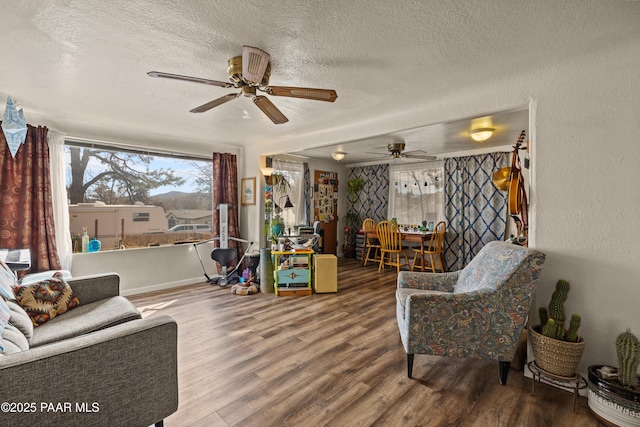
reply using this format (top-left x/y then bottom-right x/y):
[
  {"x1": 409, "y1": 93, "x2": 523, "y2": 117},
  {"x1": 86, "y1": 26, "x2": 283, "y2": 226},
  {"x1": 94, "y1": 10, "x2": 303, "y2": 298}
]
[{"x1": 12, "y1": 273, "x2": 80, "y2": 327}]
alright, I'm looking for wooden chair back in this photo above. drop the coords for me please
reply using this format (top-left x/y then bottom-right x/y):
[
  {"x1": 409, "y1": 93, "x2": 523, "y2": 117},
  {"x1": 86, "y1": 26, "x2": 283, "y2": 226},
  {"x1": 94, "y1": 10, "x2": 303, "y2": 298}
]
[
  {"x1": 427, "y1": 221, "x2": 446, "y2": 253},
  {"x1": 362, "y1": 218, "x2": 376, "y2": 233},
  {"x1": 376, "y1": 220, "x2": 403, "y2": 252}
]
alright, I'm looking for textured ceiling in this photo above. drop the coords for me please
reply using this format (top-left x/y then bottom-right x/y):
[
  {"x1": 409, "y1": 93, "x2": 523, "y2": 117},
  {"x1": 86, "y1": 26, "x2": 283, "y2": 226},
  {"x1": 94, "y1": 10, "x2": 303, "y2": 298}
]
[{"x1": 0, "y1": 1, "x2": 637, "y2": 161}]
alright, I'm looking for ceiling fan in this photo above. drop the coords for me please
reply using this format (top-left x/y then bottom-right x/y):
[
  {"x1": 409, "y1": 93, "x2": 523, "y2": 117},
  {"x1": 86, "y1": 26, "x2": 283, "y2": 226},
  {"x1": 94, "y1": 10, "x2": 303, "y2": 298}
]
[
  {"x1": 384, "y1": 142, "x2": 436, "y2": 161},
  {"x1": 148, "y1": 45, "x2": 338, "y2": 124}
]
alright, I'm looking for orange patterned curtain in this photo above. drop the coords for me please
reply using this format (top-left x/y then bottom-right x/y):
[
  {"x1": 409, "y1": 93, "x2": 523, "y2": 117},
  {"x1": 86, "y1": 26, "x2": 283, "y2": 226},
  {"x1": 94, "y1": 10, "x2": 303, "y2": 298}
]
[
  {"x1": 212, "y1": 152, "x2": 243, "y2": 258},
  {"x1": 0, "y1": 124, "x2": 61, "y2": 271}
]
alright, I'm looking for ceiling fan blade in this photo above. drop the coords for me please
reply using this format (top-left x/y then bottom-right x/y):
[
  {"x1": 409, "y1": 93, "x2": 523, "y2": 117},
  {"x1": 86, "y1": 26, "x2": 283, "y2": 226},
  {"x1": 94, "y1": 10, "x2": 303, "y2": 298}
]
[
  {"x1": 242, "y1": 46, "x2": 270, "y2": 85},
  {"x1": 404, "y1": 150, "x2": 437, "y2": 160},
  {"x1": 253, "y1": 96, "x2": 288, "y2": 124},
  {"x1": 263, "y1": 86, "x2": 338, "y2": 102},
  {"x1": 190, "y1": 93, "x2": 239, "y2": 113},
  {"x1": 404, "y1": 154, "x2": 438, "y2": 160},
  {"x1": 147, "y1": 71, "x2": 234, "y2": 88}
]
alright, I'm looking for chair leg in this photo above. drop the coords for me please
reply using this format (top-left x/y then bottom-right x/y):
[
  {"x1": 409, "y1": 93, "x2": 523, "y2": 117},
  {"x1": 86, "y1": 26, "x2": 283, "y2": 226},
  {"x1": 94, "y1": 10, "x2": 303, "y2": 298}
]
[
  {"x1": 499, "y1": 361, "x2": 511, "y2": 385},
  {"x1": 378, "y1": 252, "x2": 385, "y2": 272},
  {"x1": 407, "y1": 353, "x2": 414, "y2": 378},
  {"x1": 155, "y1": 421, "x2": 164, "y2": 427},
  {"x1": 439, "y1": 252, "x2": 446, "y2": 272}
]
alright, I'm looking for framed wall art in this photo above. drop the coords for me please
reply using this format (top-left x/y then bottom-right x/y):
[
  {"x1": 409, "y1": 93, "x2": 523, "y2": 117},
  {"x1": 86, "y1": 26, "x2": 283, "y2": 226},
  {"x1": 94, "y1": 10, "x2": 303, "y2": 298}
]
[{"x1": 241, "y1": 177, "x2": 256, "y2": 205}]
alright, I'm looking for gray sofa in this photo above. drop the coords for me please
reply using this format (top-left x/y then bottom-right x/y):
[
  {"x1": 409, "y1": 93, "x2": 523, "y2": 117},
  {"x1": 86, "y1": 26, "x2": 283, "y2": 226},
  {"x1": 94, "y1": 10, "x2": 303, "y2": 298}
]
[{"x1": 0, "y1": 273, "x2": 178, "y2": 427}]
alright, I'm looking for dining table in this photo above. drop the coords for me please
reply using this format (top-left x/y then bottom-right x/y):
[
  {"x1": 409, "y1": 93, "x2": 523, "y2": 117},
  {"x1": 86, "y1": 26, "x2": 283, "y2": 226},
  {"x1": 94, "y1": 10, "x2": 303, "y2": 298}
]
[{"x1": 360, "y1": 227, "x2": 442, "y2": 272}]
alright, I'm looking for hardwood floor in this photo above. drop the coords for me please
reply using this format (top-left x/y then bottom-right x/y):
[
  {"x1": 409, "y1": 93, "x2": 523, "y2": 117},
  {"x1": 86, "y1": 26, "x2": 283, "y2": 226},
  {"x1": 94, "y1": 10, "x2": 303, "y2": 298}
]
[{"x1": 128, "y1": 258, "x2": 599, "y2": 427}]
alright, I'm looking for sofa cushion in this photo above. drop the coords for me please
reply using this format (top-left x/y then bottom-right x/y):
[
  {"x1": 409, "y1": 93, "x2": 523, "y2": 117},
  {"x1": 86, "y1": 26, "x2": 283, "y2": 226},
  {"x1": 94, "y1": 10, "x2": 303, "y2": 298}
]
[
  {"x1": 0, "y1": 297, "x2": 9, "y2": 352},
  {"x1": 6, "y1": 300, "x2": 33, "y2": 340},
  {"x1": 0, "y1": 259, "x2": 17, "y2": 301},
  {"x1": 0, "y1": 260, "x2": 18, "y2": 352},
  {"x1": 19, "y1": 269, "x2": 72, "y2": 286},
  {"x1": 12, "y1": 273, "x2": 80, "y2": 327},
  {"x1": 454, "y1": 241, "x2": 527, "y2": 293},
  {"x1": 29, "y1": 296, "x2": 142, "y2": 348},
  {"x1": 0, "y1": 323, "x2": 29, "y2": 354}
]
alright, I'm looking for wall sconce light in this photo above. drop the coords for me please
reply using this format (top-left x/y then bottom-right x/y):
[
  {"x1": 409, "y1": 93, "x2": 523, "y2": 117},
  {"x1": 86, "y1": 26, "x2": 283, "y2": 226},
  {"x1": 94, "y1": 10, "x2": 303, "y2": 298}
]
[
  {"x1": 260, "y1": 156, "x2": 274, "y2": 177},
  {"x1": 469, "y1": 127, "x2": 495, "y2": 143},
  {"x1": 331, "y1": 150, "x2": 346, "y2": 161}
]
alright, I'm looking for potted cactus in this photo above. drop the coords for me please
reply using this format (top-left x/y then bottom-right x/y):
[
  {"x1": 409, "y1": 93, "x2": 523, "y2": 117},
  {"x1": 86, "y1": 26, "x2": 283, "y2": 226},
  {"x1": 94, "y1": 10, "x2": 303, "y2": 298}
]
[
  {"x1": 529, "y1": 279, "x2": 586, "y2": 377},
  {"x1": 587, "y1": 329, "x2": 640, "y2": 426}
]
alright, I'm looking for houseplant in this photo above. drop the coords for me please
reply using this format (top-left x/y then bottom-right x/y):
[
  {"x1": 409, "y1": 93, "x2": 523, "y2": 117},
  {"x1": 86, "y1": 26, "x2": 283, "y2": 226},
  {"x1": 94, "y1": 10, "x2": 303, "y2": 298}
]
[
  {"x1": 530, "y1": 279, "x2": 586, "y2": 377},
  {"x1": 587, "y1": 329, "x2": 640, "y2": 426}
]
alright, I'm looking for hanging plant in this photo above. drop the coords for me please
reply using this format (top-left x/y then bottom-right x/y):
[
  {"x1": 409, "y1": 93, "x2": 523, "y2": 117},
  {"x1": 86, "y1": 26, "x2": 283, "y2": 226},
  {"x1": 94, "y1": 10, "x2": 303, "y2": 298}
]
[{"x1": 270, "y1": 172, "x2": 291, "y2": 194}]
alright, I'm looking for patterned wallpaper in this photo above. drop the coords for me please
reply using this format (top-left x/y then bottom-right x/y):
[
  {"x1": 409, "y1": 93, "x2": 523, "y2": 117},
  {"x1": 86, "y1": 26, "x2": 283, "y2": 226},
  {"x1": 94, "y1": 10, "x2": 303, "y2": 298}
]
[{"x1": 347, "y1": 164, "x2": 389, "y2": 224}]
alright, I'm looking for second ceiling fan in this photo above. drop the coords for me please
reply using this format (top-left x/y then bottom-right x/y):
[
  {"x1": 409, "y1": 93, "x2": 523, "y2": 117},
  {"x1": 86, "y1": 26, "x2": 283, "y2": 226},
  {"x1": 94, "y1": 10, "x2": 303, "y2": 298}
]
[{"x1": 148, "y1": 45, "x2": 338, "y2": 124}]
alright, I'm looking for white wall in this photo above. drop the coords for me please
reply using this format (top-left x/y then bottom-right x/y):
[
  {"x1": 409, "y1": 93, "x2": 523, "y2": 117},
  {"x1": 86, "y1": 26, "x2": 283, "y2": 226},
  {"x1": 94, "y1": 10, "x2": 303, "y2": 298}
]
[{"x1": 71, "y1": 241, "x2": 219, "y2": 296}]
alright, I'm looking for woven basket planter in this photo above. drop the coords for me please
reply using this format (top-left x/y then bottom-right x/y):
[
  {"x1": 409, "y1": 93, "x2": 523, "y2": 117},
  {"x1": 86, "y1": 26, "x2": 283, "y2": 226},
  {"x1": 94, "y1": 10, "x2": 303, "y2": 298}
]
[{"x1": 530, "y1": 325, "x2": 586, "y2": 377}]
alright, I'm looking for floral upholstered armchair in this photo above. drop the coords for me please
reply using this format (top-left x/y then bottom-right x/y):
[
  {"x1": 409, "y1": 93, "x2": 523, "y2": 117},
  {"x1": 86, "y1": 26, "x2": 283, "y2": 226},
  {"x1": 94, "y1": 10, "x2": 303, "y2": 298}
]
[{"x1": 395, "y1": 240, "x2": 546, "y2": 385}]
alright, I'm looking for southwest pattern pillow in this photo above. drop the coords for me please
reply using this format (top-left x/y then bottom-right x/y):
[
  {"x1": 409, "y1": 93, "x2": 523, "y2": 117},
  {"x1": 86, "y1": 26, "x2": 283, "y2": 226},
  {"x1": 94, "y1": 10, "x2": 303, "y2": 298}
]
[{"x1": 12, "y1": 273, "x2": 80, "y2": 327}]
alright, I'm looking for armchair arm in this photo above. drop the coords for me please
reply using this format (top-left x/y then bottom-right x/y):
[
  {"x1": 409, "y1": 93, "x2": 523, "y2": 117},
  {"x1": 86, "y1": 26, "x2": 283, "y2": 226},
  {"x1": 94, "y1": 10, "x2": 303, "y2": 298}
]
[
  {"x1": 0, "y1": 315, "x2": 178, "y2": 427},
  {"x1": 397, "y1": 270, "x2": 459, "y2": 292},
  {"x1": 66, "y1": 273, "x2": 120, "y2": 304}
]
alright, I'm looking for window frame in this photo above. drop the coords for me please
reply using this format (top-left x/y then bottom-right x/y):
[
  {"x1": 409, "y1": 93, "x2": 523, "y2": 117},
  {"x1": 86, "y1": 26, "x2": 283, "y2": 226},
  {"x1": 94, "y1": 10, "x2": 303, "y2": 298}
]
[{"x1": 64, "y1": 139, "x2": 214, "y2": 251}]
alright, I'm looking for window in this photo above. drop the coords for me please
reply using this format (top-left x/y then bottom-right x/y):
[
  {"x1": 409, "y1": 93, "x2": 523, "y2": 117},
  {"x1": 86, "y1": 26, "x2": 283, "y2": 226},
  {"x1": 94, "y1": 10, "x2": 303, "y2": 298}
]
[
  {"x1": 272, "y1": 159, "x2": 306, "y2": 230},
  {"x1": 65, "y1": 141, "x2": 213, "y2": 251},
  {"x1": 388, "y1": 161, "x2": 445, "y2": 226},
  {"x1": 132, "y1": 212, "x2": 150, "y2": 222}
]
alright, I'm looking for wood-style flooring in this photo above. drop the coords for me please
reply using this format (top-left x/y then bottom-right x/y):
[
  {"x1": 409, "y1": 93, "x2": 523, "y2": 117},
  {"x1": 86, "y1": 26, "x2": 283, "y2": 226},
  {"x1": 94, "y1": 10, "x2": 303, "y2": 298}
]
[{"x1": 127, "y1": 258, "x2": 599, "y2": 427}]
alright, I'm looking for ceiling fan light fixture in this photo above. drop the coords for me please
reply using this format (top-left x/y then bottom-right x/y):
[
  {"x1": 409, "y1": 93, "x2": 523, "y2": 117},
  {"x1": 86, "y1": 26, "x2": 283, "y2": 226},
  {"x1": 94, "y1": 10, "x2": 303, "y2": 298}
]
[
  {"x1": 242, "y1": 46, "x2": 270, "y2": 85},
  {"x1": 469, "y1": 127, "x2": 495, "y2": 143},
  {"x1": 331, "y1": 150, "x2": 346, "y2": 161}
]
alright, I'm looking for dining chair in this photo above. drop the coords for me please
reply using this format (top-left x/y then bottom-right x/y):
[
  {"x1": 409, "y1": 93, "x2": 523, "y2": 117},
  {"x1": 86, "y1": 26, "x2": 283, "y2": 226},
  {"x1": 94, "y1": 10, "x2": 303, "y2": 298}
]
[
  {"x1": 362, "y1": 218, "x2": 381, "y2": 266},
  {"x1": 376, "y1": 220, "x2": 410, "y2": 273},
  {"x1": 411, "y1": 221, "x2": 446, "y2": 272}
]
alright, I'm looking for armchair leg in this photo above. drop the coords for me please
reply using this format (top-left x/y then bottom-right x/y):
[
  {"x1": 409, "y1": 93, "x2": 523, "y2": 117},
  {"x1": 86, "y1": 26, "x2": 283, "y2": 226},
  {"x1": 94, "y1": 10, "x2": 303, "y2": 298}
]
[
  {"x1": 407, "y1": 353, "x2": 414, "y2": 378},
  {"x1": 499, "y1": 361, "x2": 511, "y2": 385},
  {"x1": 155, "y1": 421, "x2": 164, "y2": 427}
]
